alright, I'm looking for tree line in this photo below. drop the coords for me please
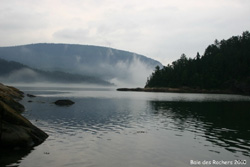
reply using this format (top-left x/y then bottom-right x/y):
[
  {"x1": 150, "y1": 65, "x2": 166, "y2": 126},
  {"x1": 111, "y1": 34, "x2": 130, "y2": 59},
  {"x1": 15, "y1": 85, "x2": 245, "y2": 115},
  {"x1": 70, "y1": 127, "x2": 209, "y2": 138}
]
[{"x1": 145, "y1": 31, "x2": 250, "y2": 94}]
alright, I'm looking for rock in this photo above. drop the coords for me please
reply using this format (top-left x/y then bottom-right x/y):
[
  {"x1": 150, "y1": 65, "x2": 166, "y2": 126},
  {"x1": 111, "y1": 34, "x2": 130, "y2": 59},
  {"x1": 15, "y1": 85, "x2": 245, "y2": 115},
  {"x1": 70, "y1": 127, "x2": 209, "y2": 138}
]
[
  {"x1": 27, "y1": 94, "x2": 36, "y2": 98},
  {"x1": 0, "y1": 83, "x2": 48, "y2": 149},
  {"x1": 0, "y1": 83, "x2": 24, "y2": 100},
  {"x1": 0, "y1": 83, "x2": 24, "y2": 113},
  {"x1": 0, "y1": 83, "x2": 25, "y2": 113},
  {"x1": 54, "y1": 99, "x2": 75, "y2": 106}
]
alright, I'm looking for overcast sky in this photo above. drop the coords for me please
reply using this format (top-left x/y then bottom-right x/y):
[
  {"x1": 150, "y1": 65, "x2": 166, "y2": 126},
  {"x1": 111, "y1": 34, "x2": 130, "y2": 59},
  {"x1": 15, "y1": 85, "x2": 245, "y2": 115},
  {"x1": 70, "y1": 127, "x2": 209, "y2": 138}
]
[{"x1": 1, "y1": 0, "x2": 250, "y2": 65}]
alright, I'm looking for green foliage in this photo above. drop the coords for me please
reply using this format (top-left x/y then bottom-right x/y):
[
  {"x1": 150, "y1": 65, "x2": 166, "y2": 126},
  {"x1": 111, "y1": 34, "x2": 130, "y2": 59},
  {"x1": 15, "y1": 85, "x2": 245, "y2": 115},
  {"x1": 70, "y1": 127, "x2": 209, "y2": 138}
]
[{"x1": 145, "y1": 31, "x2": 250, "y2": 93}]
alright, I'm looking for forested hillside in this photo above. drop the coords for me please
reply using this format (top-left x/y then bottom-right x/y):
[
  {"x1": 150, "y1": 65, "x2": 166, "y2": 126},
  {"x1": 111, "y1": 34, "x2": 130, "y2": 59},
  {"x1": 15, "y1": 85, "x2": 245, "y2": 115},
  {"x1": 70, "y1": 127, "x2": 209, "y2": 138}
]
[
  {"x1": 0, "y1": 43, "x2": 162, "y2": 86},
  {"x1": 0, "y1": 58, "x2": 112, "y2": 85},
  {"x1": 145, "y1": 31, "x2": 250, "y2": 94}
]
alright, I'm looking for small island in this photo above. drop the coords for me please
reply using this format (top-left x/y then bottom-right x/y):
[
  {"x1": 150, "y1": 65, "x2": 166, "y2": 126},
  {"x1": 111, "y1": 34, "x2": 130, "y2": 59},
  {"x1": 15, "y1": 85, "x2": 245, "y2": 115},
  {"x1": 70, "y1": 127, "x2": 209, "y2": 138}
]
[{"x1": 117, "y1": 87, "x2": 234, "y2": 94}]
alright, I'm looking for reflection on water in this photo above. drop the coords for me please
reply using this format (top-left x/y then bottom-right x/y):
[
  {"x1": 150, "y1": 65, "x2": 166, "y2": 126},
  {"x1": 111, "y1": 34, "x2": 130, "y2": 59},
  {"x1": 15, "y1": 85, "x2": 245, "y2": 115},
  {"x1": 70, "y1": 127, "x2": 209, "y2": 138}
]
[
  {"x1": 2, "y1": 87, "x2": 250, "y2": 167},
  {"x1": 149, "y1": 101, "x2": 250, "y2": 157},
  {"x1": 0, "y1": 149, "x2": 32, "y2": 167}
]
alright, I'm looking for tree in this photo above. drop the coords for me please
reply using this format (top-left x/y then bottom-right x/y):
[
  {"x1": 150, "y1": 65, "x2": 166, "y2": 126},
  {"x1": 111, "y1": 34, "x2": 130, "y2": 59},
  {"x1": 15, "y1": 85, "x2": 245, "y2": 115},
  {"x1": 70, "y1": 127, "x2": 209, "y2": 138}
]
[
  {"x1": 196, "y1": 52, "x2": 200, "y2": 60},
  {"x1": 145, "y1": 31, "x2": 250, "y2": 94}
]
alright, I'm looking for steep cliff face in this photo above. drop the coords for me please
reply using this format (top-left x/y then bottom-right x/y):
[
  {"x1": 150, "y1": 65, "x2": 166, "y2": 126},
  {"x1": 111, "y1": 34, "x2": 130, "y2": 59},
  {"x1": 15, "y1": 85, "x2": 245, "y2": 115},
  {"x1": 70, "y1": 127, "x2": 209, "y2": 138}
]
[{"x1": 0, "y1": 83, "x2": 48, "y2": 149}]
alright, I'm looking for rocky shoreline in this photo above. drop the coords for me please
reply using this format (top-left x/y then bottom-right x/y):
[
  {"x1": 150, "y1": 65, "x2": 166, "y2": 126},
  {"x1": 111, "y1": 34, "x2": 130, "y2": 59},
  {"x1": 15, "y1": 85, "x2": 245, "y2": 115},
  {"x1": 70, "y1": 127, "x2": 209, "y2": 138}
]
[
  {"x1": 117, "y1": 87, "x2": 237, "y2": 95},
  {"x1": 0, "y1": 83, "x2": 48, "y2": 149}
]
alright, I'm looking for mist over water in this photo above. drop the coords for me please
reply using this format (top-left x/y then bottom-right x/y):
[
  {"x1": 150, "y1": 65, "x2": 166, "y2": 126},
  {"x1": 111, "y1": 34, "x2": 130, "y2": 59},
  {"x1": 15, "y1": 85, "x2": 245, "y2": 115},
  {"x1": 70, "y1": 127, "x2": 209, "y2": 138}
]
[
  {"x1": 0, "y1": 58, "x2": 154, "y2": 88},
  {"x1": 109, "y1": 57, "x2": 154, "y2": 87},
  {"x1": 0, "y1": 68, "x2": 41, "y2": 83},
  {"x1": 0, "y1": 44, "x2": 162, "y2": 87}
]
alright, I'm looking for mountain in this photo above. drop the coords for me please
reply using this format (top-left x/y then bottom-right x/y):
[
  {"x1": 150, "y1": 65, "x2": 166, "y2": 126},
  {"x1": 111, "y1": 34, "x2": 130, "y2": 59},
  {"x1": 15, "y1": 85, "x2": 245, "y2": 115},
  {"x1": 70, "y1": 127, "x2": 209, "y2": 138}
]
[
  {"x1": 145, "y1": 31, "x2": 250, "y2": 95},
  {"x1": 0, "y1": 43, "x2": 162, "y2": 86},
  {"x1": 0, "y1": 58, "x2": 112, "y2": 85}
]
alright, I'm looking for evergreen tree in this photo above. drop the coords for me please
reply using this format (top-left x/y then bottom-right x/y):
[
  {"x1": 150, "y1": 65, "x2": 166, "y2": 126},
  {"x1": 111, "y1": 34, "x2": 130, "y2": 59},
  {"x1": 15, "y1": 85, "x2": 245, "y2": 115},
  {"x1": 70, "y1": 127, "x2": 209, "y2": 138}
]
[{"x1": 145, "y1": 31, "x2": 250, "y2": 94}]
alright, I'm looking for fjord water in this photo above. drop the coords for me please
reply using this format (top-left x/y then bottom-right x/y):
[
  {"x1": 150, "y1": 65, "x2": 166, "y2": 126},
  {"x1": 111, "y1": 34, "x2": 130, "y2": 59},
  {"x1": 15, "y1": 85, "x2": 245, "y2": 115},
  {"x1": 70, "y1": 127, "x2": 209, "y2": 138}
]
[{"x1": 3, "y1": 86, "x2": 250, "y2": 167}]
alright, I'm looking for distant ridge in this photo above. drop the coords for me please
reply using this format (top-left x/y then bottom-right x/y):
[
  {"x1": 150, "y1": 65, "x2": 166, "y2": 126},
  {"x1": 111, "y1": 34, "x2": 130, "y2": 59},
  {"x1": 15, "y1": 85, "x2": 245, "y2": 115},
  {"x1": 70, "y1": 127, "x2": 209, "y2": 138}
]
[
  {"x1": 0, "y1": 58, "x2": 113, "y2": 85},
  {"x1": 0, "y1": 43, "x2": 162, "y2": 86}
]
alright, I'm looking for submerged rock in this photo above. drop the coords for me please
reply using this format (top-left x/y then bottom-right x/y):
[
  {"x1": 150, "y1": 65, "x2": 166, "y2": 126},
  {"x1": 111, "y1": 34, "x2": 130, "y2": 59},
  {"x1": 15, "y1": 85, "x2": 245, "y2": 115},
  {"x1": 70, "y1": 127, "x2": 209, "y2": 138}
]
[
  {"x1": 27, "y1": 94, "x2": 36, "y2": 98},
  {"x1": 54, "y1": 99, "x2": 75, "y2": 106},
  {"x1": 0, "y1": 83, "x2": 48, "y2": 149}
]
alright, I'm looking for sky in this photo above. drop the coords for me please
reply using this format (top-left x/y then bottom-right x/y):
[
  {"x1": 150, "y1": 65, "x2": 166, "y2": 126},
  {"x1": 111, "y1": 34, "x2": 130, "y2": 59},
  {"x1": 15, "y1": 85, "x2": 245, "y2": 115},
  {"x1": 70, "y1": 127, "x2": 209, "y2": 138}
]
[{"x1": 1, "y1": 0, "x2": 250, "y2": 65}]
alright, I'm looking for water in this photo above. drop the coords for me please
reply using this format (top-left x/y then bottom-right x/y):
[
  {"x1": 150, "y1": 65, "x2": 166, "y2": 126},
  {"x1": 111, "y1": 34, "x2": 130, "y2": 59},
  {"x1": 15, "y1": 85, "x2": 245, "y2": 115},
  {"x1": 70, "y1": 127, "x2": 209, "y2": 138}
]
[{"x1": 1, "y1": 86, "x2": 250, "y2": 167}]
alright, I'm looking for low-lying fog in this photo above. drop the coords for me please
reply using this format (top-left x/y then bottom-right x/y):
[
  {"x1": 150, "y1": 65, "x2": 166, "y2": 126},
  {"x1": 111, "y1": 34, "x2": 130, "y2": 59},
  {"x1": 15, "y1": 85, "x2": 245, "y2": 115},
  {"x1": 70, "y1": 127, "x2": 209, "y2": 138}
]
[
  {"x1": 0, "y1": 44, "x2": 161, "y2": 88},
  {"x1": 1, "y1": 57, "x2": 155, "y2": 88}
]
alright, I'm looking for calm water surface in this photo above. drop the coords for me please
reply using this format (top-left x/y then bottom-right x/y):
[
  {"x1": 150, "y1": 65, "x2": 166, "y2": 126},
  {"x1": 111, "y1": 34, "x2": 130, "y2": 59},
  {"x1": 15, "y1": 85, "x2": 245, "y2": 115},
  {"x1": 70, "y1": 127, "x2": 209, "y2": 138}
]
[{"x1": 1, "y1": 86, "x2": 250, "y2": 167}]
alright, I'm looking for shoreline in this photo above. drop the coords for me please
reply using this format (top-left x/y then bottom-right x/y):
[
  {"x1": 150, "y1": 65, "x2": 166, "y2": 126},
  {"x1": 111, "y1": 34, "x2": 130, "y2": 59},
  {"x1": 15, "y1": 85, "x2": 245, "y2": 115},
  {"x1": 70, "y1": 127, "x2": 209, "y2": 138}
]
[
  {"x1": 0, "y1": 83, "x2": 48, "y2": 149},
  {"x1": 116, "y1": 87, "x2": 242, "y2": 95}
]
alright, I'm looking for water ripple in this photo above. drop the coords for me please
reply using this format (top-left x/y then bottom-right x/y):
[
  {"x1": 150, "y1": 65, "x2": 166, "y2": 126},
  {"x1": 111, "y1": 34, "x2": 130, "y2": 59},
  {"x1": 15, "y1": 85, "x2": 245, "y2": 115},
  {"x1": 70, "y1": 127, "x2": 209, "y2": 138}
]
[{"x1": 7, "y1": 88, "x2": 250, "y2": 167}]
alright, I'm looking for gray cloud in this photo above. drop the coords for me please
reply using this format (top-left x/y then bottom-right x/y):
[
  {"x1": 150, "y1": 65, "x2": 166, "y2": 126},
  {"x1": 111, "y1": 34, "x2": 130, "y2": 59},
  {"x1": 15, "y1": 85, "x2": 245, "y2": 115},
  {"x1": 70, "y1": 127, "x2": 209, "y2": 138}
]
[
  {"x1": 53, "y1": 28, "x2": 91, "y2": 40},
  {"x1": 1, "y1": 0, "x2": 250, "y2": 65}
]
